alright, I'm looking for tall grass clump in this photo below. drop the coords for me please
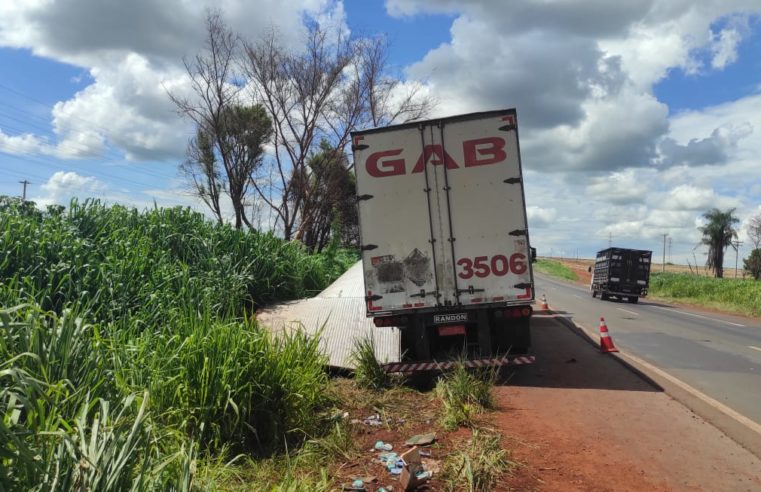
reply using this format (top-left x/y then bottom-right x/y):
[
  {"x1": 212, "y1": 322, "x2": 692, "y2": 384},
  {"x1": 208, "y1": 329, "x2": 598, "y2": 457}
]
[
  {"x1": 0, "y1": 196, "x2": 357, "y2": 488},
  {"x1": 350, "y1": 337, "x2": 390, "y2": 391},
  {"x1": 435, "y1": 365, "x2": 495, "y2": 430},
  {"x1": 0, "y1": 197, "x2": 357, "y2": 325},
  {"x1": 442, "y1": 430, "x2": 513, "y2": 492},
  {"x1": 650, "y1": 272, "x2": 761, "y2": 317}
]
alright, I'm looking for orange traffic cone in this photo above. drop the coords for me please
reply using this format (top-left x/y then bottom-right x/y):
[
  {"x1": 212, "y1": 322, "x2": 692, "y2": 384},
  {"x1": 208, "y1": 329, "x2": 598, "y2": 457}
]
[
  {"x1": 540, "y1": 294, "x2": 549, "y2": 310},
  {"x1": 599, "y1": 317, "x2": 618, "y2": 353}
]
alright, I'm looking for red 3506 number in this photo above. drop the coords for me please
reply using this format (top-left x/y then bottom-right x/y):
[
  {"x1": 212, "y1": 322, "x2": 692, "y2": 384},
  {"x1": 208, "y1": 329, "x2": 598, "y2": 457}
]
[{"x1": 457, "y1": 253, "x2": 527, "y2": 280}]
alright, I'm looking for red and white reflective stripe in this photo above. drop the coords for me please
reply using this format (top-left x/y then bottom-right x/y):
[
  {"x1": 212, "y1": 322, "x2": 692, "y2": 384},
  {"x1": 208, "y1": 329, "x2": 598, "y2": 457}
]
[{"x1": 381, "y1": 355, "x2": 535, "y2": 373}]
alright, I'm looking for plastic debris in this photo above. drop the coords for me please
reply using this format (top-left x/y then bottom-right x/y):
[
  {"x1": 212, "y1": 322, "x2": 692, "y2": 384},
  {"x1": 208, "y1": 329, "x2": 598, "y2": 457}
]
[
  {"x1": 374, "y1": 440, "x2": 393, "y2": 451},
  {"x1": 404, "y1": 432, "x2": 436, "y2": 447}
]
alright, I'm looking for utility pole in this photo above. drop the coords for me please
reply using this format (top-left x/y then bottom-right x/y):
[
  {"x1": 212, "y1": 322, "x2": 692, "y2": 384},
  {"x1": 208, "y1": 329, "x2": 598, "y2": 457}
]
[
  {"x1": 662, "y1": 233, "x2": 668, "y2": 272},
  {"x1": 668, "y1": 237, "x2": 672, "y2": 263},
  {"x1": 733, "y1": 240, "x2": 743, "y2": 278},
  {"x1": 19, "y1": 180, "x2": 31, "y2": 201},
  {"x1": 608, "y1": 232, "x2": 612, "y2": 248}
]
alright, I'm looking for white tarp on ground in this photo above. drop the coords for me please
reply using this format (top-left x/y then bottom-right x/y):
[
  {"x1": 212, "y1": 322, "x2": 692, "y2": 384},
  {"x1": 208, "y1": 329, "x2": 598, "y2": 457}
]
[{"x1": 256, "y1": 261, "x2": 401, "y2": 369}]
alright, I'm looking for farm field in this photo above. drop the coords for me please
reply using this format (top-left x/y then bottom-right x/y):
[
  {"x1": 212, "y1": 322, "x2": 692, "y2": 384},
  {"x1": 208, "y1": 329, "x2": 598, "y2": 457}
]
[
  {"x1": 0, "y1": 197, "x2": 360, "y2": 489},
  {"x1": 536, "y1": 257, "x2": 761, "y2": 318}
]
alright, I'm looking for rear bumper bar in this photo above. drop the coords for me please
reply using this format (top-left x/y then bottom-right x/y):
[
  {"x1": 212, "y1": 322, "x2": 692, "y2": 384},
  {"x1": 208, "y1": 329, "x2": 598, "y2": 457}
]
[{"x1": 381, "y1": 355, "x2": 535, "y2": 373}]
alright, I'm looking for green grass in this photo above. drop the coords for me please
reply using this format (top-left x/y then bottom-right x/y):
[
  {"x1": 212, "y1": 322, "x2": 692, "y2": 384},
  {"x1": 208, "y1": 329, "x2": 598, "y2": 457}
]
[
  {"x1": 0, "y1": 196, "x2": 358, "y2": 489},
  {"x1": 649, "y1": 272, "x2": 761, "y2": 318},
  {"x1": 435, "y1": 365, "x2": 495, "y2": 430},
  {"x1": 532, "y1": 259, "x2": 578, "y2": 282},
  {"x1": 350, "y1": 336, "x2": 390, "y2": 391},
  {"x1": 442, "y1": 430, "x2": 514, "y2": 492}
]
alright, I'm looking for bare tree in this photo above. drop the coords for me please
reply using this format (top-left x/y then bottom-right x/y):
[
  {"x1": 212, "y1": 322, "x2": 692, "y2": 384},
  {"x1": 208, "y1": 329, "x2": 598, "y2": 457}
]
[
  {"x1": 242, "y1": 27, "x2": 433, "y2": 247},
  {"x1": 356, "y1": 36, "x2": 433, "y2": 129},
  {"x1": 748, "y1": 213, "x2": 761, "y2": 249},
  {"x1": 181, "y1": 128, "x2": 223, "y2": 224},
  {"x1": 169, "y1": 12, "x2": 272, "y2": 229}
]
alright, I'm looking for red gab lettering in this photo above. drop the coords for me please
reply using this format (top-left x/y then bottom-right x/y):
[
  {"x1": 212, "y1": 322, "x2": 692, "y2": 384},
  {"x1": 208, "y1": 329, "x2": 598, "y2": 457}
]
[
  {"x1": 366, "y1": 149, "x2": 405, "y2": 177},
  {"x1": 463, "y1": 137, "x2": 506, "y2": 167},
  {"x1": 365, "y1": 138, "x2": 506, "y2": 178}
]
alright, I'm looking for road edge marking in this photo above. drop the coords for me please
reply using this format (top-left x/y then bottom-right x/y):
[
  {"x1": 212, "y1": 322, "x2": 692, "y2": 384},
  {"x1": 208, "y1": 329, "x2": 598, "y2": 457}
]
[{"x1": 571, "y1": 318, "x2": 761, "y2": 438}]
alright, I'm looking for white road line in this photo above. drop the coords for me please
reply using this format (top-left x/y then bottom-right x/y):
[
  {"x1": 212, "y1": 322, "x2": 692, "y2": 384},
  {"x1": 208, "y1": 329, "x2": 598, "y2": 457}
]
[
  {"x1": 572, "y1": 294, "x2": 581, "y2": 299},
  {"x1": 573, "y1": 321, "x2": 761, "y2": 439},
  {"x1": 750, "y1": 345, "x2": 761, "y2": 353},
  {"x1": 617, "y1": 308, "x2": 638, "y2": 316},
  {"x1": 653, "y1": 305, "x2": 745, "y2": 327}
]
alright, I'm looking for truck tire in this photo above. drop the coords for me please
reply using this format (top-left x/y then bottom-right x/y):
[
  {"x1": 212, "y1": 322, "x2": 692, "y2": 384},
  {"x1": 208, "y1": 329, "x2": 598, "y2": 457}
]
[
  {"x1": 591, "y1": 289, "x2": 597, "y2": 298},
  {"x1": 628, "y1": 296, "x2": 639, "y2": 304},
  {"x1": 600, "y1": 292, "x2": 609, "y2": 301}
]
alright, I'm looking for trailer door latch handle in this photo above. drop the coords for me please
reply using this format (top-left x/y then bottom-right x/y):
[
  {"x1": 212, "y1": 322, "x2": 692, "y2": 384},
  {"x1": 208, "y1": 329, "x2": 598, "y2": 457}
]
[
  {"x1": 514, "y1": 283, "x2": 532, "y2": 289},
  {"x1": 409, "y1": 289, "x2": 438, "y2": 298},
  {"x1": 457, "y1": 285, "x2": 485, "y2": 295},
  {"x1": 365, "y1": 294, "x2": 383, "y2": 301}
]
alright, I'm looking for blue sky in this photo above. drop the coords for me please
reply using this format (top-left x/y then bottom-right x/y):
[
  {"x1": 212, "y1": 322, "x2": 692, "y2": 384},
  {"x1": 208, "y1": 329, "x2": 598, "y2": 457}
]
[{"x1": 1, "y1": 1, "x2": 760, "y2": 266}]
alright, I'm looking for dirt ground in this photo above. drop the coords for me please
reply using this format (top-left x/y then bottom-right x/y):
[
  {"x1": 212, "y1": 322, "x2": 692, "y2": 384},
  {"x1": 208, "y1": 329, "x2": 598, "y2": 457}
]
[
  {"x1": 494, "y1": 315, "x2": 761, "y2": 491},
  {"x1": 332, "y1": 312, "x2": 761, "y2": 491}
]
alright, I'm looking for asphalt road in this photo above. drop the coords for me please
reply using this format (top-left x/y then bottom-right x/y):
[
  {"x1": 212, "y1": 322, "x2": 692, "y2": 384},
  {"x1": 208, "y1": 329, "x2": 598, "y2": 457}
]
[{"x1": 534, "y1": 272, "x2": 761, "y2": 426}]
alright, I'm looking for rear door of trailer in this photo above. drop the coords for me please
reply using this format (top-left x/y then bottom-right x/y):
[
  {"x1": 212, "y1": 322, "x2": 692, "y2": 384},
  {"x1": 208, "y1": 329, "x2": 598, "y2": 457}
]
[{"x1": 353, "y1": 109, "x2": 533, "y2": 315}]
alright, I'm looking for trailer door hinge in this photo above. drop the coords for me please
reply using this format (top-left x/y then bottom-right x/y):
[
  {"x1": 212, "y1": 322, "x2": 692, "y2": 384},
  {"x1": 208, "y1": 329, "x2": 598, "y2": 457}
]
[
  {"x1": 365, "y1": 294, "x2": 383, "y2": 301},
  {"x1": 509, "y1": 229, "x2": 527, "y2": 236},
  {"x1": 514, "y1": 283, "x2": 532, "y2": 289},
  {"x1": 361, "y1": 244, "x2": 378, "y2": 251},
  {"x1": 356, "y1": 194, "x2": 373, "y2": 201},
  {"x1": 498, "y1": 123, "x2": 516, "y2": 132},
  {"x1": 351, "y1": 143, "x2": 368, "y2": 151},
  {"x1": 503, "y1": 177, "x2": 522, "y2": 184}
]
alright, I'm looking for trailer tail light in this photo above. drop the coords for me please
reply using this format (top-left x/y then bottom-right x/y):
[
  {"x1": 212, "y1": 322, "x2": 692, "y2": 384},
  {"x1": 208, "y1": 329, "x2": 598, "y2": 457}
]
[
  {"x1": 500, "y1": 307, "x2": 532, "y2": 318},
  {"x1": 373, "y1": 316, "x2": 408, "y2": 327},
  {"x1": 438, "y1": 325, "x2": 466, "y2": 336}
]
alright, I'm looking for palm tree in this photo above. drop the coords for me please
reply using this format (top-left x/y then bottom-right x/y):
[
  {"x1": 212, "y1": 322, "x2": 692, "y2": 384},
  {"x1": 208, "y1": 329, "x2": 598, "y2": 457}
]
[{"x1": 699, "y1": 208, "x2": 739, "y2": 278}]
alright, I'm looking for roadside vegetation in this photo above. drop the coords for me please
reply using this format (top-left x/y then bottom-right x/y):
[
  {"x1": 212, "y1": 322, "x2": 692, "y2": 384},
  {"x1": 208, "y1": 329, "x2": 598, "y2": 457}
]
[
  {"x1": 0, "y1": 196, "x2": 357, "y2": 489},
  {"x1": 532, "y1": 258, "x2": 579, "y2": 281},
  {"x1": 1, "y1": 197, "x2": 521, "y2": 489},
  {"x1": 649, "y1": 273, "x2": 761, "y2": 318}
]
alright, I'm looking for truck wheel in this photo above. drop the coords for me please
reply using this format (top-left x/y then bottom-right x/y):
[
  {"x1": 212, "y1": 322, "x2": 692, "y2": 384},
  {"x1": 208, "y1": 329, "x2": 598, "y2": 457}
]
[
  {"x1": 591, "y1": 289, "x2": 597, "y2": 298},
  {"x1": 600, "y1": 292, "x2": 609, "y2": 301},
  {"x1": 628, "y1": 296, "x2": 639, "y2": 304}
]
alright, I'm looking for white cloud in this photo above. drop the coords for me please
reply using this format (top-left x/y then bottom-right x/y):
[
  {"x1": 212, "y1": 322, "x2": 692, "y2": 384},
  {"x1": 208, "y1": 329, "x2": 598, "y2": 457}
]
[
  {"x1": 0, "y1": 0, "x2": 347, "y2": 162},
  {"x1": 662, "y1": 184, "x2": 740, "y2": 211},
  {"x1": 711, "y1": 26, "x2": 742, "y2": 69},
  {"x1": 35, "y1": 171, "x2": 107, "y2": 207},
  {"x1": 527, "y1": 206, "x2": 557, "y2": 228},
  {"x1": 586, "y1": 170, "x2": 649, "y2": 205}
]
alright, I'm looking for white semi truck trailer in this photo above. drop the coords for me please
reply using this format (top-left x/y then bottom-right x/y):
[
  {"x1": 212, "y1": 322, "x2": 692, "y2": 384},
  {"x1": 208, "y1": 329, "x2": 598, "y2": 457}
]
[{"x1": 351, "y1": 109, "x2": 536, "y2": 372}]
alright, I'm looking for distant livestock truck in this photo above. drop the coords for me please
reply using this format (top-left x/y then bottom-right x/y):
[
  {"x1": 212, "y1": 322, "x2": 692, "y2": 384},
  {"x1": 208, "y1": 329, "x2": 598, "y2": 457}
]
[{"x1": 590, "y1": 248, "x2": 652, "y2": 303}]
